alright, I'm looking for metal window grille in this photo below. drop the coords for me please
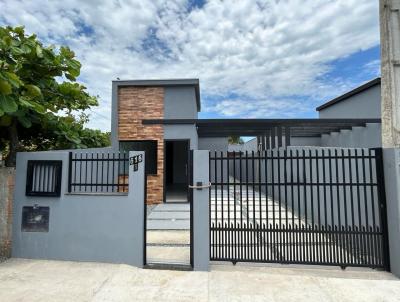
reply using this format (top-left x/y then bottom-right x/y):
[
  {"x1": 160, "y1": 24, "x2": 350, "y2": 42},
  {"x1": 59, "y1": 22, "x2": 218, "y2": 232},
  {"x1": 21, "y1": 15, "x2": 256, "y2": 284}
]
[
  {"x1": 68, "y1": 152, "x2": 129, "y2": 193},
  {"x1": 26, "y1": 160, "x2": 62, "y2": 197}
]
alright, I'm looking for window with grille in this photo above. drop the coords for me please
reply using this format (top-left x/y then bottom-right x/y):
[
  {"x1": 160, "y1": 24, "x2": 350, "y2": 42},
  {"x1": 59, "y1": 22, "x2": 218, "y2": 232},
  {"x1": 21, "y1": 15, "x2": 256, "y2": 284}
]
[{"x1": 26, "y1": 160, "x2": 62, "y2": 196}]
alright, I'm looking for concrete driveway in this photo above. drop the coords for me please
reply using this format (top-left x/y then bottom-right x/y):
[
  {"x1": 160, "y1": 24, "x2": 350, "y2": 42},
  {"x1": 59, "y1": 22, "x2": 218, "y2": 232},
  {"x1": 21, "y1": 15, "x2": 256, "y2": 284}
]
[{"x1": 0, "y1": 258, "x2": 399, "y2": 302}]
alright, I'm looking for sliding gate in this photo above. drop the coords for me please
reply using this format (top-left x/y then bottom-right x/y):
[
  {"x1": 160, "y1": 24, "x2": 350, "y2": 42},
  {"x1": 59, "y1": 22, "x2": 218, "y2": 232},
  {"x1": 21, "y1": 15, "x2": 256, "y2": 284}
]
[{"x1": 209, "y1": 148, "x2": 390, "y2": 269}]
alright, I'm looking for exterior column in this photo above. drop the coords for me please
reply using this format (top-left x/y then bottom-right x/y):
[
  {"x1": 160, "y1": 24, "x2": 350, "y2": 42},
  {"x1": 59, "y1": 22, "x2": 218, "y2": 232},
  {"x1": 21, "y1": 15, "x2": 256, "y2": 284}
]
[
  {"x1": 381, "y1": 0, "x2": 400, "y2": 277},
  {"x1": 380, "y1": 0, "x2": 400, "y2": 147},
  {"x1": 128, "y1": 151, "x2": 146, "y2": 267},
  {"x1": 192, "y1": 150, "x2": 210, "y2": 271},
  {"x1": 382, "y1": 149, "x2": 400, "y2": 277}
]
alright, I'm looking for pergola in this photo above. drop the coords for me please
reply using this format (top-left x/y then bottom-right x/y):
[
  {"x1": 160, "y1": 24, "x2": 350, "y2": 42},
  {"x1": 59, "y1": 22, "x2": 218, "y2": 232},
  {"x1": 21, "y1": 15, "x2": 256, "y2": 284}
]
[{"x1": 143, "y1": 118, "x2": 381, "y2": 149}]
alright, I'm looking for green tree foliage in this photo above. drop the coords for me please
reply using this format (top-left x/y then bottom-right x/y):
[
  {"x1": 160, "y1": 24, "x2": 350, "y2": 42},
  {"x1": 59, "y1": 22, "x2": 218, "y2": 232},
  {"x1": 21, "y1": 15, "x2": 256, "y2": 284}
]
[
  {"x1": 0, "y1": 26, "x2": 110, "y2": 166},
  {"x1": 228, "y1": 135, "x2": 244, "y2": 145}
]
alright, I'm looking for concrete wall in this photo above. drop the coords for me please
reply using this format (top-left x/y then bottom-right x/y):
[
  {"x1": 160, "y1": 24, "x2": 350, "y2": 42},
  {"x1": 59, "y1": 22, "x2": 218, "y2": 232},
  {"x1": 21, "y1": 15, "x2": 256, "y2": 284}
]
[
  {"x1": 0, "y1": 166, "x2": 15, "y2": 260},
  {"x1": 192, "y1": 150, "x2": 210, "y2": 271},
  {"x1": 12, "y1": 151, "x2": 145, "y2": 267},
  {"x1": 290, "y1": 136, "x2": 322, "y2": 147},
  {"x1": 319, "y1": 84, "x2": 381, "y2": 119},
  {"x1": 164, "y1": 87, "x2": 198, "y2": 119},
  {"x1": 321, "y1": 123, "x2": 382, "y2": 148},
  {"x1": 164, "y1": 125, "x2": 198, "y2": 149},
  {"x1": 199, "y1": 137, "x2": 228, "y2": 151},
  {"x1": 383, "y1": 148, "x2": 400, "y2": 277}
]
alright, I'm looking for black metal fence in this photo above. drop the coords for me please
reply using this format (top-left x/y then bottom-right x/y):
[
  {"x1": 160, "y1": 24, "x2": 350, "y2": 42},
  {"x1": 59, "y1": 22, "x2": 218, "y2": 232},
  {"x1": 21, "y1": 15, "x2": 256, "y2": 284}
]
[
  {"x1": 209, "y1": 148, "x2": 389, "y2": 269},
  {"x1": 68, "y1": 152, "x2": 129, "y2": 193}
]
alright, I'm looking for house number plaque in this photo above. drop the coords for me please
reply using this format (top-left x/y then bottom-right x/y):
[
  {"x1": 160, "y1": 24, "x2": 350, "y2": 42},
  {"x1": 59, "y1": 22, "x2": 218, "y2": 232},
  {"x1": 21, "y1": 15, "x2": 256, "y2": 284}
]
[{"x1": 129, "y1": 154, "x2": 143, "y2": 171}]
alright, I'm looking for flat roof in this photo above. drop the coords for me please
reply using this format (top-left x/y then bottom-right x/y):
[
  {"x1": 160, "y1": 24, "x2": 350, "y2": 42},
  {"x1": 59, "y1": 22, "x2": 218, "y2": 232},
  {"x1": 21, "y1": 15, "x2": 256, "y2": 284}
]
[
  {"x1": 112, "y1": 78, "x2": 201, "y2": 111},
  {"x1": 143, "y1": 118, "x2": 381, "y2": 137},
  {"x1": 316, "y1": 77, "x2": 381, "y2": 112}
]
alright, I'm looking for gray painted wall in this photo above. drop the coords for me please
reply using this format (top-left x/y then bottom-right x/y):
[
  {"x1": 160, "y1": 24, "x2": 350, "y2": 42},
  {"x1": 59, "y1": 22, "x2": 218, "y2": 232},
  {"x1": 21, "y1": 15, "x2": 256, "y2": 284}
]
[
  {"x1": 320, "y1": 123, "x2": 382, "y2": 148},
  {"x1": 192, "y1": 150, "x2": 210, "y2": 271},
  {"x1": 383, "y1": 148, "x2": 400, "y2": 277},
  {"x1": 164, "y1": 87, "x2": 198, "y2": 119},
  {"x1": 164, "y1": 125, "x2": 198, "y2": 149},
  {"x1": 319, "y1": 84, "x2": 381, "y2": 119},
  {"x1": 290, "y1": 136, "x2": 322, "y2": 147},
  {"x1": 12, "y1": 150, "x2": 145, "y2": 267}
]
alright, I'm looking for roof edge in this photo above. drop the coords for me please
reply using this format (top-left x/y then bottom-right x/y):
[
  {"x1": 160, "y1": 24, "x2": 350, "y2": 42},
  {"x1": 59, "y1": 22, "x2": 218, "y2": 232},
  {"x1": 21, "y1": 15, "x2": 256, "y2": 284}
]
[{"x1": 316, "y1": 77, "x2": 381, "y2": 112}]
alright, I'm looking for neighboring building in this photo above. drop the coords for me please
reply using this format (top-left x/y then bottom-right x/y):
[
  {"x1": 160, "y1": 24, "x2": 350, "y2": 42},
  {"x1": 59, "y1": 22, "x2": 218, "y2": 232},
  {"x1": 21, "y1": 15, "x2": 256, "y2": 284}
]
[{"x1": 316, "y1": 77, "x2": 381, "y2": 148}]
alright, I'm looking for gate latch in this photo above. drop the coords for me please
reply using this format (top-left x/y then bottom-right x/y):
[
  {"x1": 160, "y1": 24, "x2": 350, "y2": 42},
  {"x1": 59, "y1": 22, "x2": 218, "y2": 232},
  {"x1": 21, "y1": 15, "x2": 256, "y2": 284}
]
[{"x1": 189, "y1": 181, "x2": 211, "y2": 190}]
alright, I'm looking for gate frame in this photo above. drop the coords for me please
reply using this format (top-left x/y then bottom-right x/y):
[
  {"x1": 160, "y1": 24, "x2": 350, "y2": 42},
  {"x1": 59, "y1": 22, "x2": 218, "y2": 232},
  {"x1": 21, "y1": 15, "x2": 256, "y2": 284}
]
[{"x1": 209, "y1": 147, "x2": 391, "y2": 270}]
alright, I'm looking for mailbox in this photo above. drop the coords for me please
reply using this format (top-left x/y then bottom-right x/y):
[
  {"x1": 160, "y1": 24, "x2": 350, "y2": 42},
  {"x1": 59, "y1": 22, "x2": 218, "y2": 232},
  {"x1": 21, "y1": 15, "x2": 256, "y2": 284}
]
[{"x1": 21, "y1": 206, "x2": 50, "y2": 232}]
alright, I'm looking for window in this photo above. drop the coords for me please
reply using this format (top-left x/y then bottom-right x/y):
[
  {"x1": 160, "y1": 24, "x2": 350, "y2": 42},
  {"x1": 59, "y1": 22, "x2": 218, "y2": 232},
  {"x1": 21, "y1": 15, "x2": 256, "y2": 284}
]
[
  {"x1": 26, "y1": 160, "x2": 62, "y2": 196},
  {"x1": 119, "y1": 140, "x2": 158, "y2": 175}
]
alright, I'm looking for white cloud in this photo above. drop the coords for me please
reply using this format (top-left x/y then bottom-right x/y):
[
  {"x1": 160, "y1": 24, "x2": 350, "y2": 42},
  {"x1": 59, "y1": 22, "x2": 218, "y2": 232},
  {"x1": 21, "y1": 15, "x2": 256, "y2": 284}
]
[{"x1": 0, "y1": 0, "x2": 380, "y2": 130}]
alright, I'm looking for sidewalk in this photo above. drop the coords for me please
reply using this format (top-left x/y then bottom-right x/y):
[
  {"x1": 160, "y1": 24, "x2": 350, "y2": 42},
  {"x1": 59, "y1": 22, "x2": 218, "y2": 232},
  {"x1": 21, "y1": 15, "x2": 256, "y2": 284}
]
[{"x1": 0, "y1": 258, "x2": 399, "y2": 301}]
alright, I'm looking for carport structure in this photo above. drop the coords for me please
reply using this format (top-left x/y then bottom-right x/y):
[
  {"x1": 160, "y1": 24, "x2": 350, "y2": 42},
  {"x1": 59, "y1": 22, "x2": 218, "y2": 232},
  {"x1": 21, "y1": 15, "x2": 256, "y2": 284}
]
[{"x1": 144, "y1": 118, "x2": 382, "y2": 149}]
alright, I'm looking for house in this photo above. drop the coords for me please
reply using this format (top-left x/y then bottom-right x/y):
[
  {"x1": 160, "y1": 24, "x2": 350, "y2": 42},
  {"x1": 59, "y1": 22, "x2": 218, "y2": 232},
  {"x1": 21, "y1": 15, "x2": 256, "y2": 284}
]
[
  {"x1": 111, "y1": 79, "x2": 229, "y2": 204},
  {"x1": 111, "y1": 78, "x2": 382, "y2": 204},
  {"x1": 10, "y1": 77, "x2": 394, "y2": 272}
]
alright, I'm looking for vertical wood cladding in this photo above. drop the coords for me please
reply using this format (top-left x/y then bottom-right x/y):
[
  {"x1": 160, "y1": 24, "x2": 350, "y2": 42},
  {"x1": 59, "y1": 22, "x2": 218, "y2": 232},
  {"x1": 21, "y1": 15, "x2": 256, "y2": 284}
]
[{"x1": 118, "y1": 86, "x2": 164, "y2": 204}]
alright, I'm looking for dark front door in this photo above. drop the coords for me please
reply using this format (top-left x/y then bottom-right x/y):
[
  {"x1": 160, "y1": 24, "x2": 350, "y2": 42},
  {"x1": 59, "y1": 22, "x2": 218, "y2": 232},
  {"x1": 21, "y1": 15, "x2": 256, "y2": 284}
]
[{"x1": 164, "y1": 140, "x2": 189, "y2": 203}]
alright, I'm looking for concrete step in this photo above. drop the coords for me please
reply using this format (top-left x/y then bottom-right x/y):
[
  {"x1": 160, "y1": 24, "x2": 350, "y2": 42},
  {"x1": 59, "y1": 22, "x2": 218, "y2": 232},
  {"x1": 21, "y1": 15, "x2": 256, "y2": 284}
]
[
  {"x1": 147, "y1": 246, "x2": 190, "y2": 264},
  {"x1": 148, "y1": 211, "x2": 190, "y2": 220},
  {"x1": 147, "y1": 230, "x2": 190, "y2": 245},
  {"x1": 152, "y1": 204, "x2": 190, "y2": 212},
  {"x1": 147, "y1": 219, "x2": 190, "y2": 230}
]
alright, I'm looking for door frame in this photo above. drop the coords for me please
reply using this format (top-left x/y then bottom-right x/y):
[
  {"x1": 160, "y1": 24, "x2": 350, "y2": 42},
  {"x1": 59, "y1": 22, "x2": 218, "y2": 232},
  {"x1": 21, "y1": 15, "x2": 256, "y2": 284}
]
[{"x1": 163, "y1": 139, "x2": 191, "y2": 203}]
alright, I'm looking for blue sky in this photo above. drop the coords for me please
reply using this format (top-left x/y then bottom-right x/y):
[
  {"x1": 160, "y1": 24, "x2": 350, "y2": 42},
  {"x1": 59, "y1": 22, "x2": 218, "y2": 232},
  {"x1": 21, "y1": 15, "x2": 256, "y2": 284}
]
[{"x1": 0, "y1": 0, "x2": 381, "y2": 130}]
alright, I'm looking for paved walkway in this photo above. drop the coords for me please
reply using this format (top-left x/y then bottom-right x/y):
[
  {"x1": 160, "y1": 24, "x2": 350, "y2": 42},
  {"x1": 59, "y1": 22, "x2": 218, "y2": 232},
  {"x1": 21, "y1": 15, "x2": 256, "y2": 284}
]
[
  {"x1": 147, "y1": 203, "x2": 190, "y2": 230},
  {"x1": 0, "y1": 258, "x2": 399, "y2": 301},
  {"x1": 146, "y1": 203, "x2": 190, "y2": 265}
]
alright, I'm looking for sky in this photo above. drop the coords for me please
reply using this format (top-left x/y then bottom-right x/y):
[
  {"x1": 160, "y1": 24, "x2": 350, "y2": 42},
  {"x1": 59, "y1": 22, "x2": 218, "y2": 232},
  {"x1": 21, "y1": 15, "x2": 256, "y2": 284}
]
[{"x1": 0, "y1": 0, "x2": 381, "y2": 131}]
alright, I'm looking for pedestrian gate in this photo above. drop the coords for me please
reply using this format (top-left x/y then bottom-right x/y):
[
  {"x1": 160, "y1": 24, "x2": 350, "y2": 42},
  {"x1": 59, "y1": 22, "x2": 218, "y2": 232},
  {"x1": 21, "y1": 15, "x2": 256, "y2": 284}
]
[{"x1": 209, "y1": 148, "x2": 390, "y2": 270}]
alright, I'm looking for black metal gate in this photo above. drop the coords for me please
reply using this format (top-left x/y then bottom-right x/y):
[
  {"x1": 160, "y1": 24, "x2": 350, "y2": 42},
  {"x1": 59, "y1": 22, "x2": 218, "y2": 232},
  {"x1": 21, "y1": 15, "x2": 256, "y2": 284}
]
[{"x1": 209, "y1": 148, "x2": 390, "y2": 270}]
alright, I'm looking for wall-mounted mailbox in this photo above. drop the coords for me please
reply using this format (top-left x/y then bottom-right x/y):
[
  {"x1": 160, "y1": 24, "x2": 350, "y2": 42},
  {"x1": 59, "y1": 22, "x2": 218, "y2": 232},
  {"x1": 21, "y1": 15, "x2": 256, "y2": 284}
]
[{"x1": 21, "y1": 206, "x2": 49, "y2": 232}]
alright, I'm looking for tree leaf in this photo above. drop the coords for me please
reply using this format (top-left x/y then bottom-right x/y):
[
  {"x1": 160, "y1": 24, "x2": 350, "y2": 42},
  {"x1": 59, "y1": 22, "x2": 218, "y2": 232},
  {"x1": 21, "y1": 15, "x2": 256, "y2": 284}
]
[
  {"x1": 19, "y1": 97, "x2": 46, "y2": 114},
  {"x1": 20, "y1": 43, "x2": 31, "y2": 54},
  {"x1": 4, "y1": 72, "x2": 23, "y2": 88},
  {"x1": 0, "y1": 80, "x2": 12, "y2": 95},
  {"x1": 10, "y1": 46, "x2": 25, "y2": 55},
  {"x1": 25, "y1": 84, "x2": 42, "y2": 97},
  {"x1": 0, "y1": 107, "x2": 4, "y2": 117},
  {"x1": 36, "y1": 45, "x2": 43, "y2": 58},
  {"x1": 0, "y1": 95, "x2": 18, "y2": 113},
  {"x1": 17, "y1": 114, "x2": 32, "y2": 128},
  {"x1": 14, "y1": 26, "x2": 24, "y2": 36}
]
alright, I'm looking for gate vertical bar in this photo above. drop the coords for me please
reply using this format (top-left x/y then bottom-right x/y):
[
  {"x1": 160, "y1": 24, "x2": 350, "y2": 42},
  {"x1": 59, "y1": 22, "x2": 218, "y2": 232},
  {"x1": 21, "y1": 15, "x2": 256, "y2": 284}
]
[{"x1": 374, "y1": 148, "x2": 390, "y2": 271}]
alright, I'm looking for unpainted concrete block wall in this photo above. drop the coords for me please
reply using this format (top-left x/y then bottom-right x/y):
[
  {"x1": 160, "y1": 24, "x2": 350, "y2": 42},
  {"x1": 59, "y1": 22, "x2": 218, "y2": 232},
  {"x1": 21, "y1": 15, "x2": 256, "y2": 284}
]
[{"x1": 0, "y1": 166, "x2": 15, "y2": 260}]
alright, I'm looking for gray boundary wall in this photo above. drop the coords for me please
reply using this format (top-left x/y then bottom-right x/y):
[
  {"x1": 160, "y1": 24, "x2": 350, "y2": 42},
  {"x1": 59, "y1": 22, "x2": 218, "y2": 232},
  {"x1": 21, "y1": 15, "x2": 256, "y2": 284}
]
[
  {"x1": 383, "y1": 148, "x2": 400, "y2": 277},
  {"x1": 12, "y1": 150, "x2": 145, "y2": 267},
  {"x1": 192, "y1": 150, "x2": 210, "y2": 271}
]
